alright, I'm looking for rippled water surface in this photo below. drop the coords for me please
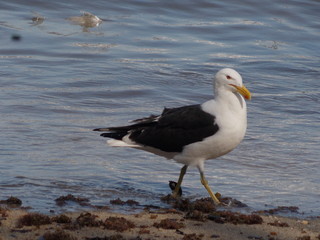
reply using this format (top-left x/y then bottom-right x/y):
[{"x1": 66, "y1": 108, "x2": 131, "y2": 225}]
[{"x1": 1, "y1": 0, "x2": 319, "y2": 216}]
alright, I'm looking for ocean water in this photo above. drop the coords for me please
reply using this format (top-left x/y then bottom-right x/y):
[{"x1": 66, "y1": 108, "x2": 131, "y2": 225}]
[{"x1": 0, "y1": 0, "x2": 319, "y2": 216}]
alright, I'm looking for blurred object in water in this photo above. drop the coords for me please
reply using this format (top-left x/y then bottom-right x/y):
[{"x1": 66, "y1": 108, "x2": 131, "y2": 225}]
[
  {"x1": 67, "y1": 11, "x2": 102, "y2": 29},
  {"x1": 31, "y1": 12, "x2": 45, "y2": 26},
  {"x1": 11, "y1": 34, "x2": 22, "y2": 41}
]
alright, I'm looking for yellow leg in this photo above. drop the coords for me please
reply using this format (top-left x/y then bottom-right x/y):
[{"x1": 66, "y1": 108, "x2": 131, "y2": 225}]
[
  {"x1": 200, "y1": 172, "x2": 221, "y2": 204},
  {"x1": 172, "y1": 165, "x2": 188, "y2": 198}
]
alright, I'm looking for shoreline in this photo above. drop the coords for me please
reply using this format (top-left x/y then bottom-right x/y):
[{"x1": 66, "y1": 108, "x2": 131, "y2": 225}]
[{"x1": 1, "y1": 196, "x2": 319, "y2": 240}]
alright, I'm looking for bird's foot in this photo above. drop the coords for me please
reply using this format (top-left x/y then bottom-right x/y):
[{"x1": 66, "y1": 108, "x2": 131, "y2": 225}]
[
  {"x1": 214, "y1": 192, "x2": 230, "y2": 206},
  {"x1": 169, "y1": 181, "x2": 182, "y2": 197}
]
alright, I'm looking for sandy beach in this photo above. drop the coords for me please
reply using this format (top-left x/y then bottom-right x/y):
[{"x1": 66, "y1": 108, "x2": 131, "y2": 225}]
[{"x1": 1, "y1": 196, "x2": 319, "y2": 240}]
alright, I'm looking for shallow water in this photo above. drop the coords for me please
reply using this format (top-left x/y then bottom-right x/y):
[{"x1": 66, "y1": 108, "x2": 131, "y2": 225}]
[{"x1": 0, "y1": 0, "x2": 319, "y2": 216}]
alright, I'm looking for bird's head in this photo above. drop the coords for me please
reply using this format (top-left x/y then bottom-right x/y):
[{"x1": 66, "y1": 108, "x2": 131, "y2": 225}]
[{"x1": 215, "y1": 68, "x2": 251, "y2": 100}]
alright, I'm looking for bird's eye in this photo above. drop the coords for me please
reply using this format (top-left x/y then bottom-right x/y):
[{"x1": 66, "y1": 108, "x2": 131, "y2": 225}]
[{"x1": 226, "y1": 75, "x2": 232, "y2": 80}]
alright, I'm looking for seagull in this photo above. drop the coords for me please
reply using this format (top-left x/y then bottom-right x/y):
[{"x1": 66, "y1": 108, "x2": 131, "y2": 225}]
[{"x1": 94, "y1": 68, "x2": 251, "y2": 204}]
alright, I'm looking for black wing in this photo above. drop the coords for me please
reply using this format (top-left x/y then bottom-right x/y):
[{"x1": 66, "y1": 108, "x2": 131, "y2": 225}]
[
  {"x1": 133, "y1": 105, "x2": 219, "y2": 152},
  {"x1": 94, "y1": 104, "x2": 219, "y2": 152}
]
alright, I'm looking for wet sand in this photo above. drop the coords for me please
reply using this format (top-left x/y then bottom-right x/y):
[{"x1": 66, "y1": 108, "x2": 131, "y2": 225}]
[{"x1": 1, "y1": 196, "x2": 319, "y2": 240}]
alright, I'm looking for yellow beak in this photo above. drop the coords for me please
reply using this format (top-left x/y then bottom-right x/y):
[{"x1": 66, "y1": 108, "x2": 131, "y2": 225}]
[{"x1": 230, "y1": 84, "x2": 251, "y2": 100}]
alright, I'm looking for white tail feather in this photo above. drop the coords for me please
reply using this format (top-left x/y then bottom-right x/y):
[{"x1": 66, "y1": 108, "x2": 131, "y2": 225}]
[{"x1": 107, "y1": 139, "x2": 139, "y2": 148}]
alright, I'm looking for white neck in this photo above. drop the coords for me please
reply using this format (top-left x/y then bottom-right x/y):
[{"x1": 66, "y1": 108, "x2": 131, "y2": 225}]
[{"x1": 215, "y1": 87, "x2": 247, "y2": 113}]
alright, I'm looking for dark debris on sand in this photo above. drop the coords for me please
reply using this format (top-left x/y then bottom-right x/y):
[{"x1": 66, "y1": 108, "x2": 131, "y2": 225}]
[
  {"x1": 167, "y1": 197, "x2": 216, "y2": 213},
  {"x1": 17, "y1": 212, "x2": 51, "y2": 227},
  {"x1": 185, "y1": 210, "x2": 206, "y2": 221},
  {"x1": 55, "y1": 194, "x2": 110, "y2": 210},
  {"x1": 162, "y1": 196, "x2": 263, "y2": 225},
  {"x1": 153, "y1": 218, "x2": 185, "y2": 230},
  {"x1": 42, "y1": 229, "x2": 78, "y2": 240},
  {"x1": 56, "y1": 212, "x2": 136, "y2": 233},
  {"x1": 208, "y1": 211, "x2": 263, "y2": 225},
  {"x1": 52, "y1": 214, "x2": 72, "y2": 224},
  {"x1": 0, "y1": 207, "x2": 8, "y2": 218},
  {"x1": 297, "y1": 236, "x2": 312, "y2": 240},
  {"x1": 110, "y1": 198, "x2": 139, "y2": 206},
  {"x1": 75, "y1": 212, "x2": 103, "y2": 227},
  {"x1": 182, "y1": 233, "x2": 204, "y2": 240},
  {"x1": 268, "y1": 220, "x2": 289, "y2": 227},
  {"x1": 55, "y1": 194, "x2": 90, "y2": 207},
  {"x1": 0, "y1": 196, "x2": 22, "y2": 207},
  {"x1": 85, "y1": 235, "x2": 125, "y2": 240},
  {"x1": 255, "y1": 206, "x2": 299, "y2": 215},
  {"x1": 104, "y1": 216, "x2": 136, "y2": 232}
]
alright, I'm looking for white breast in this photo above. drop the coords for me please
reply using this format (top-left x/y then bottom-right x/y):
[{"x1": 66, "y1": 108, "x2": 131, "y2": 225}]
[{"x1": 174, "y1": 92, "x2": 247, "y2": 166}]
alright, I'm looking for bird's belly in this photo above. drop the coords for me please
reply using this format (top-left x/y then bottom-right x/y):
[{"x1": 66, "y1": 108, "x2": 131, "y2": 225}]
[{"x1": 173, "y1": 126, "x2": 245, "y2": 166}]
